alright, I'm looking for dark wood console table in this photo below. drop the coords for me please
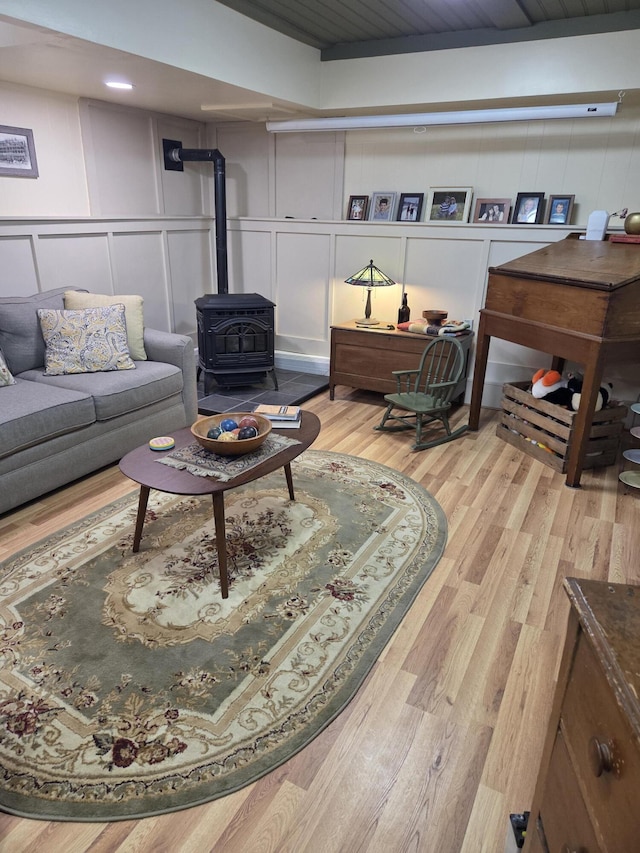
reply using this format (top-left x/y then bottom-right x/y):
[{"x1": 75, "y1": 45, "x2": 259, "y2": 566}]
[
  {"x1": 330, "y1": 321, "x2": 472, "y2": 402},
  {"x1": 469, "y1": 237, "x2": 640, "y2": 487}
]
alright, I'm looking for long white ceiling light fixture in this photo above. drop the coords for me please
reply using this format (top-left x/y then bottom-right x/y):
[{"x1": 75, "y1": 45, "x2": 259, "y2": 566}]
[{"x1": 266, "y1": 102, "x2": 618, "y2": 133}]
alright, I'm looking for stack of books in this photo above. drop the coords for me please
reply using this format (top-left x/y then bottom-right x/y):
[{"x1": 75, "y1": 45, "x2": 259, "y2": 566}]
[{"x1": 253, "y1": 404, "x2": 302, "y2": 429}]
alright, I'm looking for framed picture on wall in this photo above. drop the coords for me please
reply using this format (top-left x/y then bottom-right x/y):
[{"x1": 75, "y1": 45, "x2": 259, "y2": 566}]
[
  {"x1": 0, "y1": 125, "x2": 39, "y2": 178},
  {"x1": 396, "y1": 193, "x2": 424, "y2": 222},
  {"x1": 425, "y1": 187, "x2": 473, "y2": 223},
  {"x1": 346, "y1": 195, "x2": 369, "y2": 220},
  {"x1": 512, "y1": 192, "x2": 545, "y2": 224},
  {"x1": 369, "y1": 192, "x2": 397, "y2": 222},
  {"x1": 473, "y1": 197, "x2": 511, "y2": 224},
  {"x1": 544, "y1": 194, "x2": 575, "y2": 225}
]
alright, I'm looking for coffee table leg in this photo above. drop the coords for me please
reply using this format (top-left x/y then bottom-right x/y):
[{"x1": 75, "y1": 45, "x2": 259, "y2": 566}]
[
  {"x1": 284, "y1": 462, "x2": 295, "y2": 501},
  {"x1": 211, "y1": 493, "x2": 229, "y2": 598},
  {"x1": 132, "y1": 486, "x2": 150, "y2": 553}
]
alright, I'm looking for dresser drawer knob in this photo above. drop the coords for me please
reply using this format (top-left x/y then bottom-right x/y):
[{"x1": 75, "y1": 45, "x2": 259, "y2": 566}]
[{"x1": 588, "y1": 736, "x2": 613, "y2": 777}]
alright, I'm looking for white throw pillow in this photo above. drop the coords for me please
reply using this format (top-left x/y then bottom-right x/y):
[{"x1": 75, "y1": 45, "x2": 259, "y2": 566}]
[{"x1": 64, "y1": 291, "x2": 147, "y2": 360}]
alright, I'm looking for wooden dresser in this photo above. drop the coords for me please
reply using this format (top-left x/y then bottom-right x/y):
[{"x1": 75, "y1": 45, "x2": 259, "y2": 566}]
[
  {"x1": 524, "y1": 578, "x2": 640, "y2": 852},
  {"x1": 329, "y1": 321, "x2": 473, "y2": 402}
]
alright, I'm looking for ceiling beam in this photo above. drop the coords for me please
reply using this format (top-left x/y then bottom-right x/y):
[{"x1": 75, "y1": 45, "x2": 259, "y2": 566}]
[{"x1": 482, "y1": 0, "x2": 532, "y2": 30}]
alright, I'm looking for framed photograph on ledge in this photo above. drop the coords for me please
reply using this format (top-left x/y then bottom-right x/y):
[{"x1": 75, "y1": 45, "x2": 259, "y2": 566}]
[
  {"x1": 426, "y1": 187, "x2": 473, "y2": 223},
  {"x1": 369, "y1": 192, "x2": 397, "y2": 222},
  {"x1": 512, "y1": 192, "x2": 545, "y2": 224},
  {"x1": 473, "y1": 197, "x2": 511, "y2": 224},
  {"x1": 346, "y1": 195, "x2": 369, "y2": 220},
  {"x1": 0, "y1": 124, "x2": 39, "y2": 178},
  {"x1": 544, "y1": 194, "x2": 575, "y2": 225},
  {"x1": 397, "y1": 193, "x2": 424, "y2": 222}
]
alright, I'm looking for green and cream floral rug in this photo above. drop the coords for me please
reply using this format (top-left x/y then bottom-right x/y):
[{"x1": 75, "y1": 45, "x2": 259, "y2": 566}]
[{"x1": 0, "y1": 451, "x2": 447, "y2": 821}]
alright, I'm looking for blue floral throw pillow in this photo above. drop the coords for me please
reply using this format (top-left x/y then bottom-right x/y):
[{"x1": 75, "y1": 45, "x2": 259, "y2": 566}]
[{"x1": 37, "y1": 304, "x2": 136, "y2": 375}]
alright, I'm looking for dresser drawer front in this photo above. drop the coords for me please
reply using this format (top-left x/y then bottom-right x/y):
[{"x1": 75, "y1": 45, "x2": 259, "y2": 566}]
[
  {"x1": 539, "y1": 728, "x2": 601, "y2": 853},
  {"x1": 561, "y1": 633, "x2": 640, "y2": 849}
]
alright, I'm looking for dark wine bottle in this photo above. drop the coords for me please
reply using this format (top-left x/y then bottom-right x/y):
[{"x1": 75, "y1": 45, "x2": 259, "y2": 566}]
[{"x1": 397, "y1": 293, "x2": 410, "y2": 324}]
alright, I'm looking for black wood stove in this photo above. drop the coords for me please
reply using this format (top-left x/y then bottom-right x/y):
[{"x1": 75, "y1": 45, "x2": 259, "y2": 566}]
[
  {"x1": 195, "y1": 292, "x2": 277, "y2": 394},
  {"x1": 163, "y1": 143, "x2": 279, "y2": 397}
]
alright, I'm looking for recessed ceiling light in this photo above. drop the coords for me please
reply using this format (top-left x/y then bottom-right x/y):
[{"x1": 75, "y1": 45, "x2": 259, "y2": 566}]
[{"x1": 105, "y1": 81, "x2": 133, "y2": 90}]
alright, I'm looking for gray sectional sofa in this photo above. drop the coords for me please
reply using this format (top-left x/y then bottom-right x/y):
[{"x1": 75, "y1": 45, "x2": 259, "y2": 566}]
[{"x1": 0, "y1": 287, "x2": 198, "y2": 515}]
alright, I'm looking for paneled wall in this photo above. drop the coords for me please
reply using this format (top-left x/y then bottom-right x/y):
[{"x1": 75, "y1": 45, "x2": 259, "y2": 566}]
[
  {"x1": 3, "y1": 88, "x2": 640, "y2": 410},
  {"x1": 228, "y1": 216, "x2": 580, "y2": 406},
  {"x1": 0, "y1": 218, "x2": 214, "y2": 337}
]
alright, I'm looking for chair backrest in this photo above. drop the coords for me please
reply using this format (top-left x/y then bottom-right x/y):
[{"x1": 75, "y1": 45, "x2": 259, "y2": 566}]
[{"x1": 413, "y1": 336, "x2": 466, "y2": 403}]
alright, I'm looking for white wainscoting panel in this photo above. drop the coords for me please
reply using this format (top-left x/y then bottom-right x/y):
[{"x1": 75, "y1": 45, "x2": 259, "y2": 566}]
[
  {"x1": 166, "y1": 228, "x2": 215, "y2": 336},
  {"x1": 0, "y1": 236, "x2": 40, "y2": 296},
  {"x1": 36, "y1": 234, "x2": 113, "y2": 295},
  {"x1": 228, "y1": 228, "x2": 273, "y2": 302},
  {"x1": 275, "y1": 232, "x2": 332, "y2": 352}
]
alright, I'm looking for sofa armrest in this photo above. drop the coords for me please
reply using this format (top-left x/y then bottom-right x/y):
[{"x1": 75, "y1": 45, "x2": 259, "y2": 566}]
[{"x1": 143, "y1": 328, "x2": 198, "y2": 423}]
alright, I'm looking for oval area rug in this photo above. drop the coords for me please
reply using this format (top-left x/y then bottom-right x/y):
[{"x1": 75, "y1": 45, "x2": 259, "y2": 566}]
[{"x1": 0, "y1": 450, "x2": 447, "y2": 821}]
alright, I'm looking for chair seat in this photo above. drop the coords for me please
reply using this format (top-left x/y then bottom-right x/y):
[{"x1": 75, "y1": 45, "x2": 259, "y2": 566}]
[{"x1": 383, "y1": 392, "x2": 450, "y2": 414}]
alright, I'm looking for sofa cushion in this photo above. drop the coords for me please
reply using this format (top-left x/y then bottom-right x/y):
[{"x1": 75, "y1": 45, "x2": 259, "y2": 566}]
[
  {"x1": 0, "y1": 287, "x2": 76, "y2": 375},
  {"x1": 0, "y1": 377, "x2": 96, "y2": 458},
  {"x1": 64, "y1": 291, "x2": 147, "y2": 360},
  {"x1": 20, "y1": 360, "x2": 183, "y2": 421},
  {"x1": 0, "y1": 350, "x2": 16, "y2": 386},
  {"x1": 38, "y1": 304, "x2": 136, "y2": 375}
]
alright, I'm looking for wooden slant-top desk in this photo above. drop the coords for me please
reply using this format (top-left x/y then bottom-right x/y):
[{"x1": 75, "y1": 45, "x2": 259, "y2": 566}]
[{"x1": 469, "y1": 237, "x2": 640, "y2": 487}]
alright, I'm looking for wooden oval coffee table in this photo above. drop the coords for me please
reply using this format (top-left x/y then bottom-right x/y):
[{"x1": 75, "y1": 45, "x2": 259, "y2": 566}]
[{"x1": 119, "y1": 411, "x2": 321, "y2": 598}]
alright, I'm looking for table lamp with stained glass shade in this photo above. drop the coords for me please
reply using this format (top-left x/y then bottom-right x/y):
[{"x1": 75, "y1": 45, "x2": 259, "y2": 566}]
[{"x1": 345, "y1": 259, "x2": 396, "y2": 326}]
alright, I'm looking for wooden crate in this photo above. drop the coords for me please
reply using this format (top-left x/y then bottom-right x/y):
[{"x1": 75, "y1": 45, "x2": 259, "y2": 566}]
[{"x1": 496, "y1": 381, "x2": 627, "y2": 472}]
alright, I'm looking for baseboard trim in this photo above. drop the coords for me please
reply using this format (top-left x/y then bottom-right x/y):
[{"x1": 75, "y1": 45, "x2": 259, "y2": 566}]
[{"x1": 275, "y1": 351, "x2": 329, "y2": 376}]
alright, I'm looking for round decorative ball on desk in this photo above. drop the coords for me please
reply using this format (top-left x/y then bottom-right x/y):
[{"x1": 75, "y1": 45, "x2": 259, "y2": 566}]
[{"x1": 624, "y1": 212, "x2": 640, "y2": 235}]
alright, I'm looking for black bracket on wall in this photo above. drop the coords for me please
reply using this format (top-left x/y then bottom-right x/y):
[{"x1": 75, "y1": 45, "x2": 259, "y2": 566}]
[{"x1": 162, "y1": 138, "x2": 183, "y2": 171}]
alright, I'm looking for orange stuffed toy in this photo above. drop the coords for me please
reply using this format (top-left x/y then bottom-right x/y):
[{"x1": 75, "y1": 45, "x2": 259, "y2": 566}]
[{"x1": 531, "y1": 369, "x2": 568, "y2": 401}]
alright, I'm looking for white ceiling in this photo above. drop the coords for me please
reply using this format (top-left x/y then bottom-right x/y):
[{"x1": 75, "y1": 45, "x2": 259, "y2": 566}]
[
  {"x1": 1, "y1": 3, "x2": 639, "y2": 124},
  {"x1": 0, "y1": 19, "x2": 302, "y2": 123}
]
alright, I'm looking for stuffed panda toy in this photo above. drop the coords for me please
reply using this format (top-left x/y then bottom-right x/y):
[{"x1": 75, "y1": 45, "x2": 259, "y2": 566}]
[
  {"x1": 531, "y1": 369, "x2": 611, "y2": 410},
  {"x1": 566, "y1": 375, "x2": 611, "y2": 412}
]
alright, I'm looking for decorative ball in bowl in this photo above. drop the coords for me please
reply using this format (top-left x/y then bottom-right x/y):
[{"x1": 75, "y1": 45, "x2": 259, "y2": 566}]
[
  {"x1": 422, "y1": 310, "x2": 448, "y2": 326},
  {"x1": 191, "y1": 413, "x2": 272, "y2": 456}
]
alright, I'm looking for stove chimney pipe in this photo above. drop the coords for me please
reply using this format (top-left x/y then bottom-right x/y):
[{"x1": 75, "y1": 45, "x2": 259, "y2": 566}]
[{"x1": 165, "y1": 146, "x2": 228, "y2": 294}]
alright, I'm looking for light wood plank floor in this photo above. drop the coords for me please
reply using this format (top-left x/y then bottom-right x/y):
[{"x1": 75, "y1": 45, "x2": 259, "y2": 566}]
[{"x1": 2, "y1": 390, "x2": 639, "y2": 853}]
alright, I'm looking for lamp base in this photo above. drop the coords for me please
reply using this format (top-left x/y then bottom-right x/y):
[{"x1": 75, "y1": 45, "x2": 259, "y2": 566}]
[{"x1": 355, "y1": 317, "x2": 380, "y2": 326}]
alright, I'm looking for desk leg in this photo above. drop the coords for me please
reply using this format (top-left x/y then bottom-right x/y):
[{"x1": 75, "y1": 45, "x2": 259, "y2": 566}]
[
  {"x1": 211, "y1": 493, "x2": 229, "y2": 599},
  {"x1": 564, "y1": 355, "x2": 604, "y2": 488},
  {"x1": 132, "y1": 486, "x2": 150, "y2": 553},
  {"x1": 284, "y1": 462, "x2": 295, "y2": 500},
  {"x1": 469, "y1": 314, "x2": 491, "y2": 431}
]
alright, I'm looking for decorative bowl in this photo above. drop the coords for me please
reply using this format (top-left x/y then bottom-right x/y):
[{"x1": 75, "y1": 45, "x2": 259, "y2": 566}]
[
  {"x1": 422, "y1": 309, "x2": 448, "y2": 326},
  {"x1": 191, "y1": 413, "x2": 272, "y2": 456}
]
